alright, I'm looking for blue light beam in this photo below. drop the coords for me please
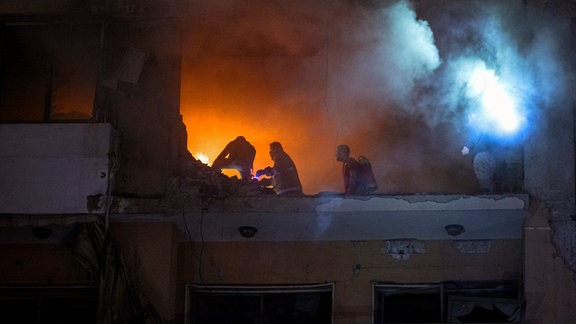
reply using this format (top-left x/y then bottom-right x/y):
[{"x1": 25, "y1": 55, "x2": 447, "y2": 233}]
[{"x1": 467, "y1": 66, "x2": 523, "y2": 136}]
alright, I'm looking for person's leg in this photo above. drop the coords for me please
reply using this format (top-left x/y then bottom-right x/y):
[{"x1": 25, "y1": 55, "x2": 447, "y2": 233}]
[
  {"x1": 210, "y1": 158, "x2": 229, "y2": 171},
  {"x1": 474, "y1": 152, "x2": 497, "y2": 193},
  {"x1": 238, "y1": 168, "x2": 252, "y2": 180}
]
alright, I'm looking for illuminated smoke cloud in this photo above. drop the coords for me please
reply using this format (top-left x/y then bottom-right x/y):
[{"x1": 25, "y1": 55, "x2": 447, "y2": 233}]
[
  {"x1": 415, "y1": 0, "x2": 576, "y2": 132},
  {"x1": 325, "y1": 0, "x2": 441, "y2": 111},
  {"x1": 182, "y1": 0, "x2": 575, "y2": 194}
]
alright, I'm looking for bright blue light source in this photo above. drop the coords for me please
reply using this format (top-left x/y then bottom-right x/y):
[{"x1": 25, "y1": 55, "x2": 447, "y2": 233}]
[{"x1": 467, "y1": 66, "x2": 522, "y2": 136}]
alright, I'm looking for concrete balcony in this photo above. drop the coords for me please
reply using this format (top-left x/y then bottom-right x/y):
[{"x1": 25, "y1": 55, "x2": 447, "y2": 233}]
[
  {"x1": 0, "y1": 123, "x2": 116, "y2": 215},
  {"x1": 0, "y1": 123, "x2": 528, "y2": 244},
  {"x1": 112, "y1": 193, "x2": 529, "y2": 242}
]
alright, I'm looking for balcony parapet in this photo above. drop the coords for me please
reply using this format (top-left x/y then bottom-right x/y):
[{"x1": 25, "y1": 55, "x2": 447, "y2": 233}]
[{"x1": 111, "y1": 193, "x2": 529, "y2": 242}]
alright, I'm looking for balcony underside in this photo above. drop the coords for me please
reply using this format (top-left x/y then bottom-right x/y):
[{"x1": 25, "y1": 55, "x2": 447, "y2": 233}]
[{"x1": 111, "y1": 194, "x2": 529, "y2": 242}]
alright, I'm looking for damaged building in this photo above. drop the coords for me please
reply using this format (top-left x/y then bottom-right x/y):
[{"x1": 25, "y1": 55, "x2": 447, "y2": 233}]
[{"x1": 1, "y1": 0, "x2": 576, "y2": 323}]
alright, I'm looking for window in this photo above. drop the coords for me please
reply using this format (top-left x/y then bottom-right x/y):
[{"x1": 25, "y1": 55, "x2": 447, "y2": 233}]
[
  {"x1": 0, "y1": 23, "x2": 101, "y2": 122},
  {"x1": 373, "y1": 281, "x2": 523, "y2": 323},
  {"x1": 186, "y1": 283, "x2": 333, "y2": 324},
  {"x1": 374, "y1": 284, "x2": 443, "y2": 323},
  {"x1": 0, "y1": 286, "x2": 98, "y2": 323}
]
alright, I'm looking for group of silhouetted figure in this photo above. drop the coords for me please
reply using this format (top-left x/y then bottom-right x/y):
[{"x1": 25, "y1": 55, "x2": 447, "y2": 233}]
[{"x1": 209, "y1": 136, "x2": 378, "y2": 196}]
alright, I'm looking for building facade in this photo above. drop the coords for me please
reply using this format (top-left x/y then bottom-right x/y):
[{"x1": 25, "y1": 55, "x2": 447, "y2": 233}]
[{"x1": 1, "y1": 1, "x2": 575, "y2": 323}]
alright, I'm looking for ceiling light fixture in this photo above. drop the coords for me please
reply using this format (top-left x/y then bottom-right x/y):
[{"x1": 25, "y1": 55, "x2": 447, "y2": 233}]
[
  {"x1": 238, "y1": 226, "x2": 258, "y2": 238},
  {"x1": 445, "y1": 224, "x2": 465, "y2": 236}
]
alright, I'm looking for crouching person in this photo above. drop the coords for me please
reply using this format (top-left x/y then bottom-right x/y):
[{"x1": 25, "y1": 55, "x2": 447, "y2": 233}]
[{"x1": 256, "y1": 142, "x2": 303, "y2": 196}]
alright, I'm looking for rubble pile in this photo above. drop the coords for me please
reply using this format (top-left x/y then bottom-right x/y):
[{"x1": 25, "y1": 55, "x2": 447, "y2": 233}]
[{"x1": 167, "y1": 158, "x2": 270, "y2": 203}]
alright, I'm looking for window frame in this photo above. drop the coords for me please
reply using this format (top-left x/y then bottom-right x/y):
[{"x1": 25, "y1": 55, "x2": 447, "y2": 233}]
[
  {"x1": 185, "y1": 283, "x2": 334, "y2": 324},
  {"x1": 372, "y1": 280, "x2": 523, "y2": 324},
  {"x1": 0, "y1": 20, "x2": 104, "y2": 123}
]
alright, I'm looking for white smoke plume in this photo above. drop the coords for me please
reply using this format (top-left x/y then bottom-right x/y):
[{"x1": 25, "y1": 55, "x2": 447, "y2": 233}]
[{"x1": 182, "y1": 0, "x2": 576, "y2": 194}]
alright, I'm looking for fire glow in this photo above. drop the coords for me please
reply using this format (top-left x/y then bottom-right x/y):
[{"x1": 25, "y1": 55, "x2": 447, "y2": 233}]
[
  {"x1": 177, "y1": 0, "x2": 573, "y2": 194},
  {"x1": 182, "y1": 107, "x2": 314, "y2": 183},
  {"x1": 195, "y1": 153, "x2": 209, "y2": 165}
]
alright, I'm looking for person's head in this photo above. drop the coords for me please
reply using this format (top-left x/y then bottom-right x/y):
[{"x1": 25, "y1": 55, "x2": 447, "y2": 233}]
[
  {"x1": 336, "y1": 144, "x2": 350, "y2": 162},
  {"x1": 235, "y1": 136, "x2": 246, "y2": 142},
  {"x1": 269, "y1": 142, "x2": 284, "y2": 160}
]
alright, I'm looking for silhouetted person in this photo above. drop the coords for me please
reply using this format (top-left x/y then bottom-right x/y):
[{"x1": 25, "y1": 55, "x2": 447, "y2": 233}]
[
  {"x1": 336, "y1": 144, "x2": 360, "y2": 195},
  {"x1": 212, "y1": 136, "x2": 256, "y2": 180},
  {"x1": 256, "y1": 142, "x2": 303, "y2": 196},
  {"x1": 357, "y1": 155, "x2": 378, "y2": 194},
  {"x1": 461, "y1": 113, "x2": 504, "y2": 193},
  {"x1": 336, "y1": 144, "x2": 377, "y2": 195}
]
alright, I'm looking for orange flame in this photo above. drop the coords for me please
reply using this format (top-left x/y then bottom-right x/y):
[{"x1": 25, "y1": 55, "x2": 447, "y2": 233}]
[
  {"x1": 180, "y1": 55, "x2": 344, "y2": 194},
  {"x1": 195, "y1": 152, "x2": 209, "y2": 164}
]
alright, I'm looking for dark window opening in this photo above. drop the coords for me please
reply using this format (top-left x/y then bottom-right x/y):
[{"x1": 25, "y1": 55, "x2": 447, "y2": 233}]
[
  {"x1": 187, "y1": 284, "x2": 333, "y2": 324},
  {"x1": 0, "y1": 286, "x2": 98, "y2": 324},
  {"x1": 374, "y1": 281, "x2": 523, "y2": 323},
  {"x1": 374, "y1": 284, "x2": 443, "y2": 324},
  {"x1": 0, "y1": 23, "x2": 101, "y2": 122}
]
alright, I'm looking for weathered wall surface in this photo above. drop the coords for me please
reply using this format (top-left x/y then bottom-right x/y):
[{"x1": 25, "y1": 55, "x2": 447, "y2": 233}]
[
  {"x1": 110, "y1": 222, "x2": 179, "y2": 322},
  {"x1": 0, "y1": 124, "x2": 115, "y2": 214},
  {"x1": 522, "y1": 82, "x2": 576, "y2": 323},
  {"x1": 103, "y1": 21, "x2": 189, "y2": 198},
  {"x1": 175, "y1": 239, "x2": 522, "y2": 323},
  {"x1": 0, "y1": 242, "x2": 93, "y2": 285},
  {"x1": 524, "y1": 203, "x2": 576, "y2": 324}
]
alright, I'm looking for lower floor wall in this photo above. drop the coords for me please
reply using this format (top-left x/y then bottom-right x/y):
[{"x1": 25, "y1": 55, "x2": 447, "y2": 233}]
[
  {"x1": 2, "y1": 220, "x2": 576, "y2": 323},
  {"x1": 524, "y1": 206, "x2": 576, "y2": 324},
  {"x1": 0, "y1": 242, "x2": 94, "y2": 285},
  {"x1": 175, "y1": 239, "x2": 523, "y2": 323},
  {"x1": 0, "y1": 238, "x2": 98, "y2": 323}
]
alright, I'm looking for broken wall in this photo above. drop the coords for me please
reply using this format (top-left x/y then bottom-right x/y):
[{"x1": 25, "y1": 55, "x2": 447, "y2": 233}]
[
  {"x1": 100, "y1": 20, "x2": 190, "y2": 198},
  {"x1": 110, "y1": 222, "x2": 180, "y2": 322},
  {"x1": 524, "y1": 202, "x2": 576, "y2": 324}
]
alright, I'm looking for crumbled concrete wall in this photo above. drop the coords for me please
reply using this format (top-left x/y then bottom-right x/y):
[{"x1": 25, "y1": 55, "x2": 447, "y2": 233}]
[
  {"x1": 524, "y1": 101, "x2": 576, "y2": 275},
  {"x1": 102, "y1": 20, "x2": 189, "y2": 198},
  {"x1": 110, "y1": 222, "x2": 179, "y2": 322},
  {"x1": 524, "y1": 202, "x2": 576, "y2": 324}
]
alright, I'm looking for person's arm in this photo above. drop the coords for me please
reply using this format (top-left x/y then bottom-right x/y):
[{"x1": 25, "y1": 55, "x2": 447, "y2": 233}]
[
  {"x1": 212, "y1": 143, "x2": 231, "y2": 165},
  {"x1": 463, "y1": 129, "x2": 483, "y2": 154}
]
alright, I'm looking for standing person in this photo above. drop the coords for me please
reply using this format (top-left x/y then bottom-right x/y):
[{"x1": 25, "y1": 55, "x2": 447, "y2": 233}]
[
  {"x1": 211, "y1": 136, "x2": 256, "y2": 180},
  {"x1": 336, "y1": 144, "x2": 361, "y2": 195},
  {"x1": 256, "y1": 142, "x2": 303, "y2": 196},
  {"x1": 461, "y1": 114, "x2": 501, "y2": 193}
]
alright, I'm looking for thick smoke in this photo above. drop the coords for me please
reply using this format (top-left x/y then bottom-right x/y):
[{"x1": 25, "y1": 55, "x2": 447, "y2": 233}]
[
  {"x1": 419, "y1": 1, "x2": 575, "y2": 127},
  {"x1": 181, "y1": 0, "x2": 575, "y2": 194},
  {"x1": 324, "y1": 0, "x2": 440, "y2": 109}
]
